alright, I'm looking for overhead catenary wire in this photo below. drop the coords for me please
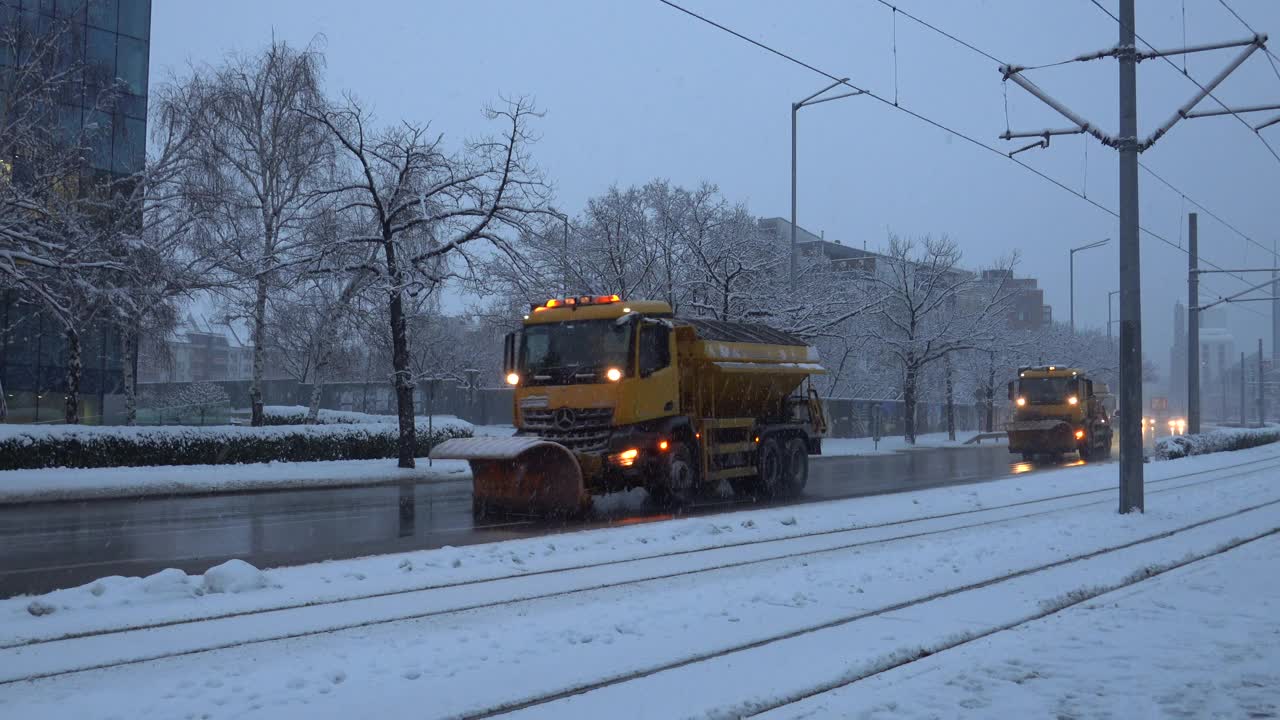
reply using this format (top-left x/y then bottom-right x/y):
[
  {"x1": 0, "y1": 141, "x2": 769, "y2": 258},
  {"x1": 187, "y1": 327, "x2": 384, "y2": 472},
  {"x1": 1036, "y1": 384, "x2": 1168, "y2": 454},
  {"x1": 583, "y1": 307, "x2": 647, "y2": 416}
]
[
  {"x1": 653, "y1": 0, "x2": 1274, "y2": 316},
  {"x1": 1086, "y1": 0, "x2": 1280, "y2": 168},
  {"x1": 881, "y1": 1, "x2": 1278, "y2": 269},
  {"x1": 883, "y1": 0, "x2": 1277, "y2": 265},
  {"x1": 1217, "y1": 0, "x2": 1280, "y2": 87}
]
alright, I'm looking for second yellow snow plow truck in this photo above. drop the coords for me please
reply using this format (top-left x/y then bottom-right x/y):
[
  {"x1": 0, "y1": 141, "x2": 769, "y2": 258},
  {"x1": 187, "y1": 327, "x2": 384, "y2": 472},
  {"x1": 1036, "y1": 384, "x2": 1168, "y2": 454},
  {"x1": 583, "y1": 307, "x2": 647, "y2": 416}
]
[
  {"x1": 1006, "y1": 365, "x2": 1113, "y2": 461},
  {"x1": 431, "y1": 295, "x2": 828, "y2": 516}
]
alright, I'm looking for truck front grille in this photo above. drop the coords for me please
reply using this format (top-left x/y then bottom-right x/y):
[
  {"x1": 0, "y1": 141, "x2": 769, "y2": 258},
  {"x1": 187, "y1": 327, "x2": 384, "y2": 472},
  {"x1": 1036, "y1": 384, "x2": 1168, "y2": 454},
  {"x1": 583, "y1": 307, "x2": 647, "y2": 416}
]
[{"x1": 521, "y1": 407, "x2": 614, "y2": 452}]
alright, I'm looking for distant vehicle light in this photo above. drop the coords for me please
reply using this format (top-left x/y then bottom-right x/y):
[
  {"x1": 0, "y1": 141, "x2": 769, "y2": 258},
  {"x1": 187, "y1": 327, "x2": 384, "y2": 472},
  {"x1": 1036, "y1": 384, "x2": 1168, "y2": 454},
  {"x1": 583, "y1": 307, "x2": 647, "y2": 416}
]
[
  {"x1": 622, "y1": 307, "x2": 632, "y2": 313},
  {"x1": 606, "y1": 367, "x2": 623, "y2": 382},
  {"x1": 1074, "y1": 429, "x2": 1085, "y2": 440},
  {"x1": 1016, "y1": 397, "x2": 1027, "y2": 407},
  {"x1": 612, "y1": 448, "x2": 640, "y2": 467},
  {"x1": 1067, "y1": 395, "x2": 1079, "y2": 406},
  {"x1": 658, "y1": 440, "x2": 669, "y2": 451},
  {"x1": 545, "y1": 298, "x2": 560, "y2": 308},
  {"x1": 505, "y1": 372, "x2": 520, "y2": 386}
]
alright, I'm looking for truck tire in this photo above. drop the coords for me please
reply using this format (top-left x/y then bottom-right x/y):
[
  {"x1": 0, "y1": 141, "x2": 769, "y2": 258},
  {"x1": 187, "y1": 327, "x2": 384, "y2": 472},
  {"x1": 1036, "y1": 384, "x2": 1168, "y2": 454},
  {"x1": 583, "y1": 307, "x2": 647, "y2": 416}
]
[
  {"x1": 756, "y1": 437, "x2": 784, "y2": 497},
  {"x1": 778, "y1": 437, "x2": 808, "y2": 497},
  {"x1": 650, "y1": 443, "x2": 697, "y2": 508}
]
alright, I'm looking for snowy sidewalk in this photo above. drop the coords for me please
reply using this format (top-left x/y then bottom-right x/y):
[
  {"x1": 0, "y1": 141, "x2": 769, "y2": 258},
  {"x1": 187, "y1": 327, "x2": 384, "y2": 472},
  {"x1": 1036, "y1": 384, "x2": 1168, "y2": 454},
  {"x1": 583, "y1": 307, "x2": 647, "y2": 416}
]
[
  {"x1": 762, "y1": 532, "x2": 1280, "y2": 719},
  {"x1": 0, "y1": 457, "x2": 469, "y2": 504},
  {"x1": 1, "y1": 443, "x2": 1277, "y2": 719}
]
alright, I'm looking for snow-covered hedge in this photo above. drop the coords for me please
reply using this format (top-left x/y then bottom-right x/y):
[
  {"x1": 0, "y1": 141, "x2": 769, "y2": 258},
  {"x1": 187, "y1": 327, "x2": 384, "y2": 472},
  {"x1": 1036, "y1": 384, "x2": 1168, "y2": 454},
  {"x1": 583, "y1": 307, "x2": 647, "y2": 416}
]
[
  {"x1": 0, "y1": 422, "x2": 472, "y2": 470},
  {"x1": 1154, "y1": 426, "x2": 1280, "y2": 460},
  {"x1": 261, "y1": 406, "x2": 473, "y2": 431}
]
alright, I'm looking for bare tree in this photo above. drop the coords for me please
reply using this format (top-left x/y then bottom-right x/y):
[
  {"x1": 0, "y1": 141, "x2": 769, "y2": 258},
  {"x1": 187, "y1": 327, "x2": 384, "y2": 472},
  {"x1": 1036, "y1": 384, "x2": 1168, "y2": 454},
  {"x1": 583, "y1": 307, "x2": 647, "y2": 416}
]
[
  {"x1": 868, "y1": 235, "x2": 1017, "y2": 443},
  {"x1": 178, "y1": 40, "x2": 331, "y2": 426},
  {"x1": 306, "y1": 95, "x2": 549, "y2": 467}
]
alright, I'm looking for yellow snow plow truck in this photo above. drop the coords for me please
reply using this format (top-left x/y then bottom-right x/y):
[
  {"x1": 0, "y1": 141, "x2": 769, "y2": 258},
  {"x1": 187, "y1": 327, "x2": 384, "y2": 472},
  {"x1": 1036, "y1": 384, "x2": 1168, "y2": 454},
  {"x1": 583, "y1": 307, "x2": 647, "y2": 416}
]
[
  {"x1": 1006, "y1": 365, "x2": 1113, "y2": 461},
  {"x1": 431, "y1": 295, "x2": 828, "y2": 516}
]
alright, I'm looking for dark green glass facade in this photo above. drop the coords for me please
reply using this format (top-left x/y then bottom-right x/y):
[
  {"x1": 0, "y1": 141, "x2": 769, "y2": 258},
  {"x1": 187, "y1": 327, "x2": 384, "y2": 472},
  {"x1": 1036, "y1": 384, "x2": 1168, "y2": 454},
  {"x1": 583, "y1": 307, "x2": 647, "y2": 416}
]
[{"x1": 0, "y1": 0, "x2": 151, "y2": 422}]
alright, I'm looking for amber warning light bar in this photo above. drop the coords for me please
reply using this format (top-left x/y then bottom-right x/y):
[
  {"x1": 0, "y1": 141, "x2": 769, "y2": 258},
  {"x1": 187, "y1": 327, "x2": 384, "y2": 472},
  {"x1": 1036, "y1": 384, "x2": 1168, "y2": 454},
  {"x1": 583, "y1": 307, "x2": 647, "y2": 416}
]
[{"x1": 531, "y1": 294, "x2": 621, "y2": 313}]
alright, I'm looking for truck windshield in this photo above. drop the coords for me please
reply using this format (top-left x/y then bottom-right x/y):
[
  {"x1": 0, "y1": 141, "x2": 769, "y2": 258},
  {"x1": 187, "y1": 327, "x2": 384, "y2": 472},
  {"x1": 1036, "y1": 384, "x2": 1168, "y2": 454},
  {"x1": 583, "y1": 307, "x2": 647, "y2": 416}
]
[
  {"x1": 1019, "y1": 377, "x2": 1077, "y2": 405},
  {"x1": 520, "y1": 320, "x2": 634, "y2": 385}
]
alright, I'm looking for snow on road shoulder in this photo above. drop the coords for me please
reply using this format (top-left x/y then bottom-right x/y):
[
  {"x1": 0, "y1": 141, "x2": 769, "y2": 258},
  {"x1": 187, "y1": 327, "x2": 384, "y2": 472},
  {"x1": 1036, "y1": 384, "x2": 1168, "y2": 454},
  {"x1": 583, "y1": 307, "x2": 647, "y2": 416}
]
[
  {"x1": 0, "y1": 456, "x2": 469, "y2": 505},
  {"x1": 821, "y1": 431, "x2": 1003, "y2": 457},
  {"x1": 3, "y1": 441, "x2": 1278, "y2": 649},
  {"x1": 760, "y1": 532, "x2": 1280, "y2": 720}
]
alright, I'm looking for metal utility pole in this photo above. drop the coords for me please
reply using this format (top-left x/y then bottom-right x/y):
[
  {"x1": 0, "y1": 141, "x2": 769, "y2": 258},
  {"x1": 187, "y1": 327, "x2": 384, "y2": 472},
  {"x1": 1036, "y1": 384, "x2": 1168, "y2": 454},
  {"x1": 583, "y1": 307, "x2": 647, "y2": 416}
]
[
  {"x1": 1107, "y1": 289, "x2": 1120, "y2": 340},
  {"x1": 1070, "y1": 239, "x2": 1109, "y2": 333},
  {"x1": 1187, "y1": 214, "x2": 1200, "y2": 434},
  {"x1": 1241, "y1": 351, "x2": 1247, "y2": 426},
  {"x1": 1259, "y1": 338, "x2": 1266, "y2": 426},
  {"x1": 1274, "y1": 238, "x2": 1279, "y2": 366},
  {"x1": 790, "y1": 78, "x2": 863, "y2": 292},
  {"x1": 1116, "y1": 0, "x2": 1143, "y2": 513},
  {"x1": 999, "y1": 8, "x2": 1271, "y2": 514}
]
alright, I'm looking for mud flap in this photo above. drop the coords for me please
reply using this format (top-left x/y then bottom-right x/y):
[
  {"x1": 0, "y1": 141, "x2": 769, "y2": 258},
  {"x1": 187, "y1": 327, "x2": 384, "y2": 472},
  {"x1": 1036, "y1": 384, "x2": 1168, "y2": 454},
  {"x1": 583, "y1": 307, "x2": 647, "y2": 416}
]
[{"x1": 430, "y1": 437, "x2": 589, "y2": 517}]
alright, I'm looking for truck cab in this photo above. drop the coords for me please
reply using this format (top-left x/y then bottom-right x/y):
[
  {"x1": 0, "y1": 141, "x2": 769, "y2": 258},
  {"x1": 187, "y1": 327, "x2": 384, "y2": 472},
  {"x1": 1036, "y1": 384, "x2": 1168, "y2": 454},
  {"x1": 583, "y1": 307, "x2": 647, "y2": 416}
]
[{"x1": 1006, "y1": 365, "x2": 1113, "y2": 461}]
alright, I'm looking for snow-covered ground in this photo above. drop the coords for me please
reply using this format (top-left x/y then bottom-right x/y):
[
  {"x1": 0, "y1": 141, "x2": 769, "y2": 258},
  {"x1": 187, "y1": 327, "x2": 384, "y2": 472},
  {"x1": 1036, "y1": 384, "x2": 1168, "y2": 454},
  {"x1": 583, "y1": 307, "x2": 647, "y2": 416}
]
[
  {"x1": 821, "y1": 430, "x2": 1002, "y2": 456},
  {"x1": 0, "y1": 457, "x2": 469, "y2": 504},
  {"x1": 1, "y1": 442, "x2": 1277, "y2": 719}
]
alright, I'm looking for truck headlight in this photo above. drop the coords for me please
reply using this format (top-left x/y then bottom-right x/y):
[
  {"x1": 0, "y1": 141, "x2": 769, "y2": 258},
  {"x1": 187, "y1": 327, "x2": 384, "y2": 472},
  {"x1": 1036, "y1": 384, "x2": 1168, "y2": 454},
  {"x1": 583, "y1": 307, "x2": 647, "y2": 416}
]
[
  {"x1": 1015, "y1": 397, "x2": 1027, "y2": 407},
  {"x1": 505, "y1": 372, "x2": 520, "y2": 386},
  {"x1": 1067, "y1": 395, "x2": 1078, "y2": 406},
  {"x1": 606, "y1": 367, "x2": 623, "y2": 382}
]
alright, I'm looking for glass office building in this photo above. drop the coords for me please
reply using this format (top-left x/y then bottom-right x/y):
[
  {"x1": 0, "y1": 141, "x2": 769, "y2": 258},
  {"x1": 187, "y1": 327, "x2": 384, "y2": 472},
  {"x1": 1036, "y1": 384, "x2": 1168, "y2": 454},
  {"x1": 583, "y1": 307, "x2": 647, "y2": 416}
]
[{"x1": 0, "y1": 0, "x2": 152, "y2": 422}]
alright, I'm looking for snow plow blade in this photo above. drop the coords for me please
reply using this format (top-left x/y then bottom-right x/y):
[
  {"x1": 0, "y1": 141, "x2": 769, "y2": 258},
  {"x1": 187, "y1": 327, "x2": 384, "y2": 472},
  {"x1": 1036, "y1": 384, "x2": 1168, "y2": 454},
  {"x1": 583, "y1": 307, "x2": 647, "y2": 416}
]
[{"x1": 430, "y1": 436, "x2": 588, "y2": 517}]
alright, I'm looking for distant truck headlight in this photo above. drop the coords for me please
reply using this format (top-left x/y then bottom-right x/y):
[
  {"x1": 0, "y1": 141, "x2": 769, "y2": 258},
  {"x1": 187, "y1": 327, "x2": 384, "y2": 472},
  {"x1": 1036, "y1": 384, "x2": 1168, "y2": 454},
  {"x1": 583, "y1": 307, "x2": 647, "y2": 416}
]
[
  {"x1": 505, "y1": 372, "x2": 520, "y2": 386},
  {"x1": 1067, "y1": 395, "x2": 1078, "y2": 406},
  {"x1": 1016, "y1": 397, "x2": 1027, "y2": 407},
  {"x1": 606, "y1": 367, "x2": 623, "y2": 382}
]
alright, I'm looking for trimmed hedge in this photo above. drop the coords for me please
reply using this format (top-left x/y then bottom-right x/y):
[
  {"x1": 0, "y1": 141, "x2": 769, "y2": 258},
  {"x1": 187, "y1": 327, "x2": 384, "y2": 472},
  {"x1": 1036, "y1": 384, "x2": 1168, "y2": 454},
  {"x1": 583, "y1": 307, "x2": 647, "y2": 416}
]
[
  {"x1": 1155, "y1": 426, "x2": 1280, "y2": 460},
  {"x1": 0, "y1": 423, "x2": 473, "y2": 471}
]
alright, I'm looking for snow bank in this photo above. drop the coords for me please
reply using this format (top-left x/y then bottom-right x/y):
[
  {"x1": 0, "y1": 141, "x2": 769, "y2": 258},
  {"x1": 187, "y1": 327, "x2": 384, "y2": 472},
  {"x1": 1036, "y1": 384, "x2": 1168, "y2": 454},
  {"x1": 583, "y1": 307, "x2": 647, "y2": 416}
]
[
  {"x1": 23, "y1": 561, "x2": 273, "y2": 618},
  {"x1": 0, "y1": 456, "x2": 468, "y2": 504},
  {"x1": 1154, "y1": 425, "x2": 1280, "y2": 460},
  {"x1": 821, "y1": 431, "x2": 1001, "y2": 457}
]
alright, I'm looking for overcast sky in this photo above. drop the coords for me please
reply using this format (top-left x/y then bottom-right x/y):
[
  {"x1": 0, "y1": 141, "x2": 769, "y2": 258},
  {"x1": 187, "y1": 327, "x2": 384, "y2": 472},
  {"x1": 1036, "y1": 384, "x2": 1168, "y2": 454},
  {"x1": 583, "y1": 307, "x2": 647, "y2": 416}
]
[{"x1": 151, "y1": 0, "x2": 1280, "y2": 382}]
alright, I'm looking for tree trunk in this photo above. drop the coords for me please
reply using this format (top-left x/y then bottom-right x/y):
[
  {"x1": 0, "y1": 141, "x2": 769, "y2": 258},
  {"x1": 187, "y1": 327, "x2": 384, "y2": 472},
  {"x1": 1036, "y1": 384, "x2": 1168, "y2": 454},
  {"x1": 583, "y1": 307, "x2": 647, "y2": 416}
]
[
  {"x1": 388, "y1": 288, "x2": 416, "y2": 468},
  {"x1": 307, "y1": 362, "x2": 325, "y2": 423},
  {"x1": 123, "y1": 324, "x2": 139, "y2": 426},
  {"x1": 945, "y1": 354, "x2": 956, "y2": 441},
  {"x1": 384, "y1": 239, "x2": 416, "y2": 469},
  {"x1": 903, "y1": 361, "x2": 917, "y2": 444},
  {"x1": 64, "y1": 327, "x2": 81, "y2": 424},
  {"x1": 250, "y1": 277, "x2": 269, "y2": 426}
]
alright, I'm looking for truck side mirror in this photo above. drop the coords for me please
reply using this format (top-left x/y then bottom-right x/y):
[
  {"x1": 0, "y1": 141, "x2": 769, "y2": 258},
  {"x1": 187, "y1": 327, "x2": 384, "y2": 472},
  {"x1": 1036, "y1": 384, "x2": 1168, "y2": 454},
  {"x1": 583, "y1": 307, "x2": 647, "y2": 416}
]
[{"x1": 1006, "y1": 381, "x2": 1015, "y2": 400}]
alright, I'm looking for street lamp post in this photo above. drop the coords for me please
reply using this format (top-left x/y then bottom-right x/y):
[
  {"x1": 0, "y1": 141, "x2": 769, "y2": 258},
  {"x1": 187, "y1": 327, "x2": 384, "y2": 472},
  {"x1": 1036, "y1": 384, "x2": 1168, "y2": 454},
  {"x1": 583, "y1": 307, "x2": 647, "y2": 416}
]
[
  {"x1": 791, "y1": 79, "x2": 864, "y2": 292},
  {"x1": 1107, "y1": 289, "x2": 1120, "y2": 340},
  {"x1": 1069, "y1": 238, "x2": 1109, "y2": 333}
]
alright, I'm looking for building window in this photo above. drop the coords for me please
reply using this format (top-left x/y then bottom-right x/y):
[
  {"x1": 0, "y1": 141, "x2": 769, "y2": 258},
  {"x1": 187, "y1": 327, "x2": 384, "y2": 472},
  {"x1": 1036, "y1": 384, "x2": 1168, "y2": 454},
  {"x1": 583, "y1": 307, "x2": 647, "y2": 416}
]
[
  {"x1": 86, "y1": 0, "x2": 117, "y2": 32},
  {"x1": 111, "y1": 112, "x2": 143, "y2": 174},
  {"x1": 117, "y1": 0, "x2": 148, "y2": 39},
  {"x1": 115, "y1": 33, "x2": 146, "y2": 96}
]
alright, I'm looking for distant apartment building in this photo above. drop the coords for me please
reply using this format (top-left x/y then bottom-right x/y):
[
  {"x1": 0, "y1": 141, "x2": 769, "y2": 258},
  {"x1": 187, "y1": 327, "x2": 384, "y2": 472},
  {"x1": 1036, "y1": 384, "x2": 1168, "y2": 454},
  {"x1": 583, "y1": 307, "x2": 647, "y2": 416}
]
[
  {"x1": 1170, "y1": 303, "x2": 1237, "y2": 420},
  {"x1": 140, "y1": 315, "x2": 256, "y2": 384},
  {"x1": 758, "y1": 218, "x2": 1052, "y2": 330}
]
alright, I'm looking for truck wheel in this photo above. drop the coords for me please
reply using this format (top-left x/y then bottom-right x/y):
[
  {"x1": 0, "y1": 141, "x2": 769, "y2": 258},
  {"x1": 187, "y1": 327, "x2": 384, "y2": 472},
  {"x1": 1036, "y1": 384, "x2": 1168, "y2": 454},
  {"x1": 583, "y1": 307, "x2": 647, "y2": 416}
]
[
  {"x1": 1078, "y1": 443, "x2": 1093, "y2": 462},
  {"x1": 756, "y1": 437, "x2": 784, "y2": 497},
  {"x1": 778, "y1": 437, "x2": 808, "y2": 497},
  {"x1": 650, "y1": 443, "x2": 697, "y2": 508}
]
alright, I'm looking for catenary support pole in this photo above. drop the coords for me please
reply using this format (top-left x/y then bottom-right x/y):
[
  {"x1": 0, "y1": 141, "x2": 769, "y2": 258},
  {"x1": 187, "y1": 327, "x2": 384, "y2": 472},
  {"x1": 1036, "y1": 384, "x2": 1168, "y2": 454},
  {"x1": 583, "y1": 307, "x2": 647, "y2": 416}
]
[
  {"x1": 790, "y1": 102, "x2": 798, "y2": 294},
  {"x1": 1241, "y1": 352, "x2": 1247, "y2": 427},
  {"x1": 1188, "y1": 214, "x2": 1200, "y2": 434},
  {"x1": 1118, "y1": 0, "x2": 1144, "y2": 513},
  {"x1": 1259, "y1": 338, "x2": 1265, "y2": 426}
]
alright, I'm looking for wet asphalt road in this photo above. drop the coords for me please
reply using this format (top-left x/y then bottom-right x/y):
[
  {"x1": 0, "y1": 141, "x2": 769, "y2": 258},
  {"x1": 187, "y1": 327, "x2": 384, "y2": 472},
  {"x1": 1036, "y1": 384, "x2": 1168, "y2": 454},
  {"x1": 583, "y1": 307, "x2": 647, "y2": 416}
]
[{"x1": 0, "y1": 444, "x2": 1098, "y2": 598}]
